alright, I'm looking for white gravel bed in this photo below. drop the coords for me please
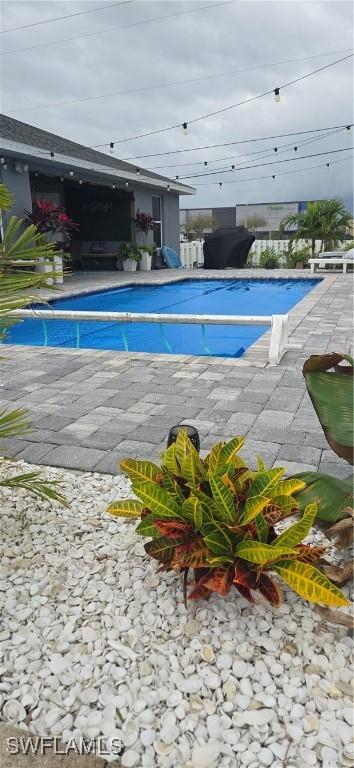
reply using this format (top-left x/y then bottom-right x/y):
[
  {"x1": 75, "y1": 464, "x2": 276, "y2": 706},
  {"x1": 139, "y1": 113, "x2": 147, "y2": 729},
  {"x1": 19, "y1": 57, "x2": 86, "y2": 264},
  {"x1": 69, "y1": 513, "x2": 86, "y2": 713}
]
[{"x1": 0, "y1": 460, "x2": 353, "y2": 768}]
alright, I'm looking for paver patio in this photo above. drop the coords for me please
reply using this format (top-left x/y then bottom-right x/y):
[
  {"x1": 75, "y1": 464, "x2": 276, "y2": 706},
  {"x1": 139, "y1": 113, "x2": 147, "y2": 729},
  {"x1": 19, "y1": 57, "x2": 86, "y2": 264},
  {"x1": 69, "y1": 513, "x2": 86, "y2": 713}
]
[{"x1": 1, "y1": 268, "x2": 352, "y2": 476}]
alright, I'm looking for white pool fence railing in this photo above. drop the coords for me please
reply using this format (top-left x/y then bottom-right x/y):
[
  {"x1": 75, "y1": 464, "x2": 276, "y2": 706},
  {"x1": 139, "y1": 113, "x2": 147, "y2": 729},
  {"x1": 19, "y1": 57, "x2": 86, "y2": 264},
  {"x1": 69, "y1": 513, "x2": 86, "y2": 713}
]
[
  {"x1": 11, "y1": 309, "x2": 302, "y2": 366},
  {"x1": 179, "y1": 239, "x2": 324, "y2": 268}
]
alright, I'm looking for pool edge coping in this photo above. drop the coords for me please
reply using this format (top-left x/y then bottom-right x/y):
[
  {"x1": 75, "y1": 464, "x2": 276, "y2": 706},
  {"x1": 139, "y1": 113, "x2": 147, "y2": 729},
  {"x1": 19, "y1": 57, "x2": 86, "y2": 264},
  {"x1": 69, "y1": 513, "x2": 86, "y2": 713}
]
[{"x1": 4, "y1": 270, "x2": 340, "y2": 367}]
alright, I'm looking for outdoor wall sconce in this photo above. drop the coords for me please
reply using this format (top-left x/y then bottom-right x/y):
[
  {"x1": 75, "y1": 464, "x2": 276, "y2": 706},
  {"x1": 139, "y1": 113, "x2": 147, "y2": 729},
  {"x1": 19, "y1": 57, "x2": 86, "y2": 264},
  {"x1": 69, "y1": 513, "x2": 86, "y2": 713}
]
[{"x1": 167, "y1": 424, "x2": 200, "y2": 453}]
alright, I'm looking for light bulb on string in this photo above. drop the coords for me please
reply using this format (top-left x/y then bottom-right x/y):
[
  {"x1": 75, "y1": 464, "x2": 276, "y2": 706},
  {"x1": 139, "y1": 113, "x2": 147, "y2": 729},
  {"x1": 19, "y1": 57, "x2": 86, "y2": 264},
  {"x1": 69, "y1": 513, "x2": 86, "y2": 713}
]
[
  {"x1": 125, "y1": 181, "x2": 129, "y2": 187},
  {"x1": 50, "y1": 151, "x2": 54, "y2": 158},
  {"x1": 294, "y1": 146, "x2": 298, "y2": 152},
  {"x1": 204, "y1": 161, "x2": 208, "y2": 166},
  {"x1": 182, "y1": 122, "x2": 188, "y2": 135},
  {"x1": 60, "y1": 176, "x2": 64, "y2": 182},
  {"x1": 272, "y1": 175, "x2": 275, "y2": 180},
  {"x1": 3, "y1": 163, "x2": 7, "y2": 170},
  {"x1": 0, "y1": 157, "x2": 5, "y2": 164},
  {"x1": 346, "y1": 125, "x2": 351, "y2": 131},
  {"x1": 274, "y1": 88, "x2": 280, "y2": 103},
  {"x1": 167, "y1": 184, "x2": 170, "y2": 191},
  {"x1": 110, "y1": 142, "x2": 114, "y2": 154},
  {"x1": 274, "y1": 147, "x2": 278, "y2": 153},
  {"x1": 69, "y1": 170, "x2": 74, "y2": 177},
  {"x1": 219, "y1": 182, "x2": 222, "y2": 188},
  {"x1": 112, "y1": 184, "x2": 116, "y2": 189},
  {"x1": 79, "y1": 179, "x2": 83, "y2": 185}
]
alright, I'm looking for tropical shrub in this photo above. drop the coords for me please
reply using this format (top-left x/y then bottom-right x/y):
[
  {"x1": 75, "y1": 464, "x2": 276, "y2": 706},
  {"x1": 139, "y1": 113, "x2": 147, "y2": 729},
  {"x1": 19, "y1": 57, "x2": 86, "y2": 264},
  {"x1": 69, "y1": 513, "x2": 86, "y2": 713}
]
[
  {"x1": 284, "y1": 243, "x2": 311, "y2": 269},
  {"x1": 258, "y1": 247, "x2": 280, "y2": 269},
  {"x1": 108, "y1": 431, "x2": 348, "y2": 608},
  {"x1": 25, "y1": 198, "x2": 78, "y2": 245},
  {"x1": 0, "y1": 183, "x2": 67, "y2": 505},
  {"x1": 119, "y1": 242, "x2": 142, "y2": 262},
  {"x1": 293, "y1": 353, "x2": 353, "y2": 523}
]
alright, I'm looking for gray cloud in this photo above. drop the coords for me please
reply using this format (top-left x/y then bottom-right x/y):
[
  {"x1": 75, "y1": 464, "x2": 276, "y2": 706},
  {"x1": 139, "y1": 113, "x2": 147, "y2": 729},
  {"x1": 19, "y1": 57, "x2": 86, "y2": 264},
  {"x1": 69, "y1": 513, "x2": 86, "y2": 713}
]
[{"x1": 2, "y1": 1, "x2": 353, "y2": 210}]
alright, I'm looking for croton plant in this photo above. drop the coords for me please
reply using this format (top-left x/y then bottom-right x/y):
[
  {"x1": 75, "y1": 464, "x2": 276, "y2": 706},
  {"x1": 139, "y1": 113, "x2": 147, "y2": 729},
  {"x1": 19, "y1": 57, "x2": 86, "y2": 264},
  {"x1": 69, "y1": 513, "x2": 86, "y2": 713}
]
[{"x1": 108, "y1": 431, "x2": 348, "y2": 608}]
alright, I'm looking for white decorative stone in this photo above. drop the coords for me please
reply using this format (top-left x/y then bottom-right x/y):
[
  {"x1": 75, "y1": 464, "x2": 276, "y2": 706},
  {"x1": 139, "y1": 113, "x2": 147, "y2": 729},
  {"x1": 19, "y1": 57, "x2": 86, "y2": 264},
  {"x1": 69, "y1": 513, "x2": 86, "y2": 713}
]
[
  {"x1": 201, "y1": 645, "x2": 215, "y2": 663},
  {"x1": 121, "y1": 750, "x2": 140, "y2": 767},
  {"x1": 2, "y1": 700, "x2": 26, "y2": 722},
  {"x1": 191, "y1": 741, "x2": 221, "y2": 768},
  {"x1": 258, "y1": 747, "x2": 274, "y2": 766}
]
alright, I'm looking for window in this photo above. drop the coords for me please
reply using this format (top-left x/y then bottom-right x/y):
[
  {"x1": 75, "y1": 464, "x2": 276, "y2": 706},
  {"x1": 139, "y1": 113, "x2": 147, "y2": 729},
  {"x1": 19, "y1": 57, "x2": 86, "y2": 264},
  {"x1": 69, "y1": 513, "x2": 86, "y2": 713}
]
[{"x1": 152, "y1": 195, "x2": 162, "y2": 247}]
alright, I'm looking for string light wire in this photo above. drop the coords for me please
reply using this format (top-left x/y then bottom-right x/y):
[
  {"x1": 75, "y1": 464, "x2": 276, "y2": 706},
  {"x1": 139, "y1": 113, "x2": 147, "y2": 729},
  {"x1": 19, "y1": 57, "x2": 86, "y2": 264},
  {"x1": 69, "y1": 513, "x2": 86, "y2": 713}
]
[{"x1": 93, "y1": 53, "x2": 353, "y2": 148}]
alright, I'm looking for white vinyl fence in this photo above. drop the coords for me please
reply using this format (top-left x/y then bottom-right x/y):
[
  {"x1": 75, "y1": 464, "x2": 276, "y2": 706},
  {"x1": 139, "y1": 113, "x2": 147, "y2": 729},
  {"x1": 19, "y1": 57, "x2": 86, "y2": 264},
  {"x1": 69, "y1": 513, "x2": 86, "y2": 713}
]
[{"x1": 180, "y1": 239, "x2": 323, "y2": 268}]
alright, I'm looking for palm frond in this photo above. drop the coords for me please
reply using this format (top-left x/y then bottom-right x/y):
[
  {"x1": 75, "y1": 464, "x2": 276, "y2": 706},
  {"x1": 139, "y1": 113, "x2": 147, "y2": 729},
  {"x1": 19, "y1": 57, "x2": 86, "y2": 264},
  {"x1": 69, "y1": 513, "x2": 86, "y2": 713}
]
[
  {"x1": 0, "y1": 407, "x2": 32, "y2": 439},
  {"x1": 0, "y1": 471, "x2": 69, "y2": 506},
  {"x1": 0, "y1": 183, "x2": 14, "y2": 212}
]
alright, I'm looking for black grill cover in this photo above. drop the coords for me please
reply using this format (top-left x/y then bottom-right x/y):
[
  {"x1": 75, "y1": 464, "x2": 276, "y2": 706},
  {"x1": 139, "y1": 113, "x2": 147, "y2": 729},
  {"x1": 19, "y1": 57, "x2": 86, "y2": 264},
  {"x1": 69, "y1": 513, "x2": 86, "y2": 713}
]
[{"x1": 203, "y1": 226, "x2": 255, "y2": 269}]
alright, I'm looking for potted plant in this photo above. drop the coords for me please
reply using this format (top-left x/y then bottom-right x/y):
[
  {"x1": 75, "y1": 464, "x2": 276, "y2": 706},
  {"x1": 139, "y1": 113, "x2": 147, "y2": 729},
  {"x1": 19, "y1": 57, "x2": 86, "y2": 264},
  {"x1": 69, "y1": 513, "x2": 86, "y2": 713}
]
[
  {"x1": 259, "y1": 247, "x2": 280, "y2": 269},
  {"x1": 119, "y1": 242, "x2": 142, "y2": 272},
  {"x1": 138, "y1": 243, "x2": 154, "y2": 270},
  {"x1": 25, "y1": 199, "x2": 79, "y2": 283},
  {"x1": 134, "y1": 209, "x2": 155, "y2": 270}
]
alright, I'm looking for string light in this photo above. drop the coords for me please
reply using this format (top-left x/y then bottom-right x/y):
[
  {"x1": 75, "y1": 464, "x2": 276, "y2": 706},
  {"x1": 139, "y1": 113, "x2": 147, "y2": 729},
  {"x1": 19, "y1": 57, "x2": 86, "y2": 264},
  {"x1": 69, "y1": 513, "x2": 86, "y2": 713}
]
[
  {"x1": 79, "y1": 179, "x2": 83, "y2": 184},
  {"x1": 274, "y1": 87, "x2": 280, "y2": 103},
  {"x1": 272, "y1": 175, "x2": 275, "y2": 179},
  {"x1": 125, "y1": 181, "x2": 129, "y2": 186},
  {"x1": 219, "y1": 182, "x2": 222, "y2": 188},
  {"x1": 167, "y1": 184, "x2": 170, "y2": 191},
  {"x1": 274, "y1": 147, "x2": 278, "y2": 152},
  {"x1": 50, "y1": 151, "x2": 54, "y2": 158},
  {"x1": 110, "y1": 142, "x2": 114, "y2": 153},
  {"x1": 294, "y1": 146, "x2": 298, "y2": 152},
  {"x1": 60, "y1": 176, "x2": 64, "y2": 181},
  {"x1": 69, "y1": 170, "x2": 74, "y2": 176},
  {"x1": 34, "y1": 172, "x2": 38, "y2": 177},
  {"x1": 204, "y1": 161, "x2": 208, "y2": 166},
  {"x1": 112, "y1": 184, "x2": 116, "y2": 188},
  {"x1": 346, "y1": 125, "x2": 351, "y2": 130},
  {"x1": 3, "y1": 163, "x2": 7, "y2": 170},
  {"x1": 23, "y1": 163, "x2": 29, "y2": 171},
  {"x1": 0, "y1": 156, "x2": 4, "y2": 164},
  {"x1": 182, "y1": 122, "x2": 188, "y2": 135}
]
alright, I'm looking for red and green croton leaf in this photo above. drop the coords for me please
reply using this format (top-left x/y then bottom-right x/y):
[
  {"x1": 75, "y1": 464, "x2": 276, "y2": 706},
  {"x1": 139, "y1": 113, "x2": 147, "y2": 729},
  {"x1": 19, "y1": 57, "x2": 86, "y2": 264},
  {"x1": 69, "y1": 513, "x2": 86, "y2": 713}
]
[
  {"x1": 153, "y1": 519, "x2": 193, "y2": 539},
  {"x1": 171, "y1": 535, "x2": 209, "y2": 570},
  {"x1": 203, "y1": 566, "x2": 233, "y2": 596},
  {"x1": 110, "y1": 429, "x2": 349, "y2": 609}
]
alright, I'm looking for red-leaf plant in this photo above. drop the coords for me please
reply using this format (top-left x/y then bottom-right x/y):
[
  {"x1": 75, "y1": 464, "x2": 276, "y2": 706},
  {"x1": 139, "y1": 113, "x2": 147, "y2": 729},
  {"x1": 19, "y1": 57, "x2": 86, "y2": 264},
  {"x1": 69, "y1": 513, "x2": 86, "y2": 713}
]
[
  {"x1": 25, "y1": 199, "x2": 79, "y2": 239},
  {"x1": 108, "y1": 431, "x2": 349, "y2": 610}
]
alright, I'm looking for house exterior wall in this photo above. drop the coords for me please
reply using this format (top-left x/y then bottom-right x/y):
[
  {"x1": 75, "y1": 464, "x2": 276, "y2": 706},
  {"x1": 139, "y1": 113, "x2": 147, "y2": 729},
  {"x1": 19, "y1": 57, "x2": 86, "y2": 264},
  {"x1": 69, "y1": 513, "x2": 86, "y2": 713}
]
[
  {"x1": 0, "y1": 160, "x2": 32, "y2": 219},
  {"x1": 133, "y1": 187, "x2": 180, "y2": 254}
]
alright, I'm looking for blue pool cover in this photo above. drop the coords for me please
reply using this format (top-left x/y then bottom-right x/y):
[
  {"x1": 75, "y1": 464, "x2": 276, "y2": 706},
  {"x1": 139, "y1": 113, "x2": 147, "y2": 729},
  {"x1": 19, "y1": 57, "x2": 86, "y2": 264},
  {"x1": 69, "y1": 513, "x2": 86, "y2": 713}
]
[{"x1": 5, "y1": 278, "x2": 319, "y2": 358}]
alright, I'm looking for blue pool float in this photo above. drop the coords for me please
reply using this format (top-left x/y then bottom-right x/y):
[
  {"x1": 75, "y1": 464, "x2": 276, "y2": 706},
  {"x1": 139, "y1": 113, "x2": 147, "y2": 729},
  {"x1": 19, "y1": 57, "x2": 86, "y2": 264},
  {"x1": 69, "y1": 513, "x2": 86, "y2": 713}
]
[{"x1": 161, "y1": 246, "x2": 182, "y2": 268}]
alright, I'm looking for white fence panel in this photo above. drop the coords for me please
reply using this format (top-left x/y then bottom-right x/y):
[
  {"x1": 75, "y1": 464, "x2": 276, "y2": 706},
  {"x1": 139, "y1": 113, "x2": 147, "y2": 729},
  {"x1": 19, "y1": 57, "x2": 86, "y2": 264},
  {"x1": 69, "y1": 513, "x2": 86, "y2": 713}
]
[
  {"x1": 180, "y1": 239, "x2": 324, "y2": 268},
  {"x1": 180, "y1": 241, "x2": 204, "y2": 268}
]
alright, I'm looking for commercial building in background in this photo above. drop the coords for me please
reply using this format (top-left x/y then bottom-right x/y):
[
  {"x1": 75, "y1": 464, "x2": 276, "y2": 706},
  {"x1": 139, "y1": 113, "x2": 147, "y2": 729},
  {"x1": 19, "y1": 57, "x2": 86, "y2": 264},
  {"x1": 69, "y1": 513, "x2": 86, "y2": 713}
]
[{"x1": 180, "y1": 201, "x2": 313, "y2": 240}]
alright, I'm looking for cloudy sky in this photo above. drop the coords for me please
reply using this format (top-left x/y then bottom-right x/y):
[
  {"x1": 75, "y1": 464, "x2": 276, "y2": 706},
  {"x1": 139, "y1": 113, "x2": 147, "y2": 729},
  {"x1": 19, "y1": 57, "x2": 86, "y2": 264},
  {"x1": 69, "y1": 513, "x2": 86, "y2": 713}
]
[{"x1": 1, "y1": 0, "x2": 353, "y2": 210}]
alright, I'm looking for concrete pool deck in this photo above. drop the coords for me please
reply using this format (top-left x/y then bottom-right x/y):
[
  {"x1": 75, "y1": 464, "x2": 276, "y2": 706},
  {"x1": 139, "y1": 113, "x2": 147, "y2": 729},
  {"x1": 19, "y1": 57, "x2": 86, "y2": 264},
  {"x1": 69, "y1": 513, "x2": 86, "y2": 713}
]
[{"x1": 1, "y1": 268, "x2": 353, "y2": 476}]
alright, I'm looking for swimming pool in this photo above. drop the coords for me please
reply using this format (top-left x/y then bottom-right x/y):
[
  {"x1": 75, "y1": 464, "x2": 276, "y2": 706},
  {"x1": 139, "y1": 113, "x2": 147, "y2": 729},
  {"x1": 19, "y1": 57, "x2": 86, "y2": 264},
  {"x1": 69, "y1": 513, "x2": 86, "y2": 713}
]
[{"x1": 5, "y1": 278, "x2": 319, "y2": 358}]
